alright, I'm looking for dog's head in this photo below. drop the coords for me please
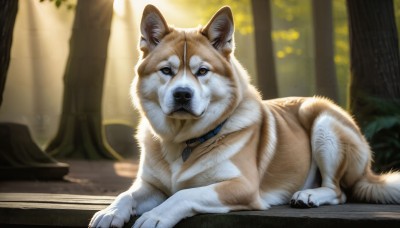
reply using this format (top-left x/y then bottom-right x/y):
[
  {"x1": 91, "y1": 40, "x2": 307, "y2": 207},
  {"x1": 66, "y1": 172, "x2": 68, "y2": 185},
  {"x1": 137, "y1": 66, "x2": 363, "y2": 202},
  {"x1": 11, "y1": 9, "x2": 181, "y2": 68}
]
[{"x1": 132, "y1": 5, "x2": 243, "y2": 138}]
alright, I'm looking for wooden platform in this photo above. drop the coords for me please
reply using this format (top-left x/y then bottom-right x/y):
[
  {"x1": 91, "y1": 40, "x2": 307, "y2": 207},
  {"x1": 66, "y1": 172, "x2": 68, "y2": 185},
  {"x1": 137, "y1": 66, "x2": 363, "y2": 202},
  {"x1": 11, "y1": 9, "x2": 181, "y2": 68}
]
[{"x1": 0, "y1": 193, "x2": 399, "y2": 227}]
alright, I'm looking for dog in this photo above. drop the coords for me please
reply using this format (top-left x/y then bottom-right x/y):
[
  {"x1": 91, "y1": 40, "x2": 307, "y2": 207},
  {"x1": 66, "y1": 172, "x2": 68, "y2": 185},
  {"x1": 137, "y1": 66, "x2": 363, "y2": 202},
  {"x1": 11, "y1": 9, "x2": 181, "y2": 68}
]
[{"x1": 90, "y1": 5, "x2": 400, "y2": 228}]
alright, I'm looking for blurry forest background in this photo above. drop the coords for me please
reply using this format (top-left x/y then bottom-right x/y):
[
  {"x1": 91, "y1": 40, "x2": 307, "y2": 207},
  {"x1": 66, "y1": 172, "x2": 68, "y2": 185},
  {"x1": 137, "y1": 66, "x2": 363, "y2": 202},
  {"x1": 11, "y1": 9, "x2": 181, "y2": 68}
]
[{"x1": 0, "y1": 0, "x2": 399, "y2": 171}]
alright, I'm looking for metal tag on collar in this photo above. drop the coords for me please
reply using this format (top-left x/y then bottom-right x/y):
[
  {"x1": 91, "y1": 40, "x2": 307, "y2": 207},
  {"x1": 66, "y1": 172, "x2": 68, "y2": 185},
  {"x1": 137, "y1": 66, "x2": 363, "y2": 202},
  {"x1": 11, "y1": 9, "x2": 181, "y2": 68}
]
[
  {"x1": 182, "y1": 146, "x2": 192, "y2": 162},
  {"x1": 181, "y1": 120, "x2": 227, "y2": 162}
]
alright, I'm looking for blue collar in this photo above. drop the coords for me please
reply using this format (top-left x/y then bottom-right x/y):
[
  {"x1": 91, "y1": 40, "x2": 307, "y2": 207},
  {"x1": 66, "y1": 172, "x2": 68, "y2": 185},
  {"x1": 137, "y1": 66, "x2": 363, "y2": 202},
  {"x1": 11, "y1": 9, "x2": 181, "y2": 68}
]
[{"x1": 182, "y1": 120, "x2": 227, "y2": 162}]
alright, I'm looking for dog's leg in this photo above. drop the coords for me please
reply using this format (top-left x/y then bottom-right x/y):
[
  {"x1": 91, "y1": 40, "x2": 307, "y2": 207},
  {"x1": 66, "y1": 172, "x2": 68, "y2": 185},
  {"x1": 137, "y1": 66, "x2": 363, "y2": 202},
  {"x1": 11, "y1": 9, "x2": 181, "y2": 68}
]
[
  {"x1": 133, "y1": 185, "x2": 229, "y2": 228},
  {"x1": 133, "y1": 179, "x2": 263, "y2": 228},
  {"x1": 89, "y1": 179, "x2": 167, "y2": 228},
  {"x1": 291, "y1": 114, "x2": 347, "y2": 208}
]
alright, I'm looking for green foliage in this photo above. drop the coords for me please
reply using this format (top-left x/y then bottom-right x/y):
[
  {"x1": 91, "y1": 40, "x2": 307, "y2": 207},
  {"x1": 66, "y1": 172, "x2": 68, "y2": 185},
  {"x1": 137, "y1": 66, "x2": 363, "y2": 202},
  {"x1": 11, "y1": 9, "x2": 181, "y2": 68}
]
[
  {"x1": 395, "y1": 0, "x2": 400, "y2": 48},
  {"x1": 360, "y1": 97, "x2": 400, "y2": 172},
  {"x1": 333, "y1": 0, "x2": 350, "y2": 107},
  {"x1": 271, "y1": 0, "x2": 311, "y2": 60},
  {"x1": 273, "y1": 0, "x2": 309, "y2": 23},
  {"x1": 364, "y1": 116, "x2": 400, "y2": 139},
  {"x1": 170, "y1": 0, "x2": 253, "y2": 34}
]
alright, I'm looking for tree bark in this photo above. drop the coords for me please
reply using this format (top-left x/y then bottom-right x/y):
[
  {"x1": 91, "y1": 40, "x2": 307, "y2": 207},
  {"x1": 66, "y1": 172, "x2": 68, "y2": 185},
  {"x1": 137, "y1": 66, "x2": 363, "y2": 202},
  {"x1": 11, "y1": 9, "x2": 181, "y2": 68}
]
[
  {"x1": 46, "y1": 0, "x2": 122, "y2": 160},
  {"x1": 347, "y1": 0, "x2": 400, "y2": 171},
  {"x1": 0, "y1": 0, "x2": 18, "y2": 106},
  {"x1": 347, "y1": 0, "x2": 400, "y2": 124},
  {"x1": 312, "y1": 0, "x2": 338, "y2": 102},
  {"x1": 251, "y1": 0, "x2": 278, "y2": 99}
]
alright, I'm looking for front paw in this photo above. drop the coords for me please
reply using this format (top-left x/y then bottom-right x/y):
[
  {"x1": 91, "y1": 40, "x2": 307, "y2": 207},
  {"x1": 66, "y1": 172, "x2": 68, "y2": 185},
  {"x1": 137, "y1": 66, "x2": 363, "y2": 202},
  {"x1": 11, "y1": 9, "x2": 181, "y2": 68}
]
[
  {"x1": 89, "y1": 193, "x2": 135, "y2": 228},
  {"x1": 290, "y1": 190, "x2": 318, "y2": 208},
  {"x1": 133, "y1": 211, "x2": 178, "y2": 228}
]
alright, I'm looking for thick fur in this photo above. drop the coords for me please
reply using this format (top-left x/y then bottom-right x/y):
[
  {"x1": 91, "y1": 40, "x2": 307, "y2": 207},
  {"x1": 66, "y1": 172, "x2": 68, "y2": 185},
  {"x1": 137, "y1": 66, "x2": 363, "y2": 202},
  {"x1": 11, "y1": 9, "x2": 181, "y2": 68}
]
[{"x1": 90, "y1": 5, "x2": 400, "y2": 228}]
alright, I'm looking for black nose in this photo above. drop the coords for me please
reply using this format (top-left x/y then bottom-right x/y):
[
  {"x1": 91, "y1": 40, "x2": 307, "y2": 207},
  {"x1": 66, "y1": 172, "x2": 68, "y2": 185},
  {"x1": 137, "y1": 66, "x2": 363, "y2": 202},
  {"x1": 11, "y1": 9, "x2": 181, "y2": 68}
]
[{"x1": 173, "y1": 87, "x2": 193, "y2": 104}]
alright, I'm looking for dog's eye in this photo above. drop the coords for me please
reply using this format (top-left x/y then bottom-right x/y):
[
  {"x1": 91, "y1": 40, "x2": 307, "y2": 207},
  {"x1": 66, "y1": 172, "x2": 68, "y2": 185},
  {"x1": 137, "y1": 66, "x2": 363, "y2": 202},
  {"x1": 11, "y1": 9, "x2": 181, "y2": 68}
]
[
  {"x1": 196, "y1": 67, "x2": 209, "y2": 77},
  {"x1": 160, "y1": 67, "x2": 173, "y2": 76}
]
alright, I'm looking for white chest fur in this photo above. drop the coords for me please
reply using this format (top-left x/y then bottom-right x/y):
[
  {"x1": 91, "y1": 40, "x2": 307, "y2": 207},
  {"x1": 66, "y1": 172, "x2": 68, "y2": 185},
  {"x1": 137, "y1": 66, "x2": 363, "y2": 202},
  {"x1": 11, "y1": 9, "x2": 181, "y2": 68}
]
[{"x1": 157, "y1": 130, "x2": 251, "y2": 194}]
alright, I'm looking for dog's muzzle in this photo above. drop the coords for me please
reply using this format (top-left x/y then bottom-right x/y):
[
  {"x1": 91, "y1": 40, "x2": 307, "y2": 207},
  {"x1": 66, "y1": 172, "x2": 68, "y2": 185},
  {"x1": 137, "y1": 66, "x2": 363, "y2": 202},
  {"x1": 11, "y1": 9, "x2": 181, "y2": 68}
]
[
  {"x1": 171, "y1": 87, "x2": 194, "y2": 114},
  {"x1": 173, "y1": 87, "x2": 193, "y2": 105}
]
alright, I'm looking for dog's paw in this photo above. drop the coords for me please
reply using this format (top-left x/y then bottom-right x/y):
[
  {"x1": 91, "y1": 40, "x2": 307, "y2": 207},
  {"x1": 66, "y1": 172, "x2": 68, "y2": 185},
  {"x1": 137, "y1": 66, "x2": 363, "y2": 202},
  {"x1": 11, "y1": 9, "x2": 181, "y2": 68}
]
[
  {"x1": 90, "y1": 208, "x2": 129, "y2": 228},
  {"x1": 290, "y1": 190, "x2": 319, "y2": 208},
  {"x1": 133, "y1": 210, "x2": 178, "y2": 228},
  {"x1": 89, "y1": 193, "x2": 135, "y2": 228},
  {"x1": 290, "y1": 187, "x2": 346, "y2": 208}
]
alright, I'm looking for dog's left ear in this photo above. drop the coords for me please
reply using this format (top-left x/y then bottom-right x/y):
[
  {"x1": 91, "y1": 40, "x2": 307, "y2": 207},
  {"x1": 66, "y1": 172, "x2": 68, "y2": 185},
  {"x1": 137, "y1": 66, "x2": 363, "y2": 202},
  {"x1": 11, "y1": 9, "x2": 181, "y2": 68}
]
[
  {"x1": 201, "y1": 6, "x2": 234, "y2": 56},
  {"x1": 140, "y1": 5, "x2": 170, "y2": 55}
]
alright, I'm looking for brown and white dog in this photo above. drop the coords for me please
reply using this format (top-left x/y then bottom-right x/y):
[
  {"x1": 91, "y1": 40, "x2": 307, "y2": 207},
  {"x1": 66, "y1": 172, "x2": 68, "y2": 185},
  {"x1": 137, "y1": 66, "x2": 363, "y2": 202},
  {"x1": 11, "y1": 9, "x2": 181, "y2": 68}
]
[{"x1": 90, "y1": 5, "x2": 400, "y2": 228}]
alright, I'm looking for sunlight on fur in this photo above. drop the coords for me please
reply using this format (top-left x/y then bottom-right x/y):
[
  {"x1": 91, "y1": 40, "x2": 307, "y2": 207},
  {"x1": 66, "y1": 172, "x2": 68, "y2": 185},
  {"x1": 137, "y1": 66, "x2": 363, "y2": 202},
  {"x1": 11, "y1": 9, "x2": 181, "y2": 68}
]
[{"x1": 385, "y1": 173, "x2": 400, "y2": 184}]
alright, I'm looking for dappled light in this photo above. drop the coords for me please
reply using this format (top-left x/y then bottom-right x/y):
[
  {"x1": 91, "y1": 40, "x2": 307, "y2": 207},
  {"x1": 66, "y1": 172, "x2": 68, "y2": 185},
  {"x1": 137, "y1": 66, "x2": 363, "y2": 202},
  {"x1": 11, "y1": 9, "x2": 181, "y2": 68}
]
[
  {"x1": 114, "y1": 161, "x2": 138, "y2": 178},
  {"x1": 113, "y1": 0, "x2": 125, "y2": 16},
  {"x1": 0, "y1": 1, "x2": 75, "y2": 146}
]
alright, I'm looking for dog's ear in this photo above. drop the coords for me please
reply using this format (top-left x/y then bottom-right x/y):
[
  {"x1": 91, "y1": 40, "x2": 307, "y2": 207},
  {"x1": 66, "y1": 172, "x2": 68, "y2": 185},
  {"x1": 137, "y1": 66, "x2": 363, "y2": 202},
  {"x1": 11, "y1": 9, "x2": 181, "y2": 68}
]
[
  {"x1": 140, "y1": 5, "x2": 169, "y2": 54},
  {"x1": 201, "y1": 6, "x2": 234, "y2": 56}
]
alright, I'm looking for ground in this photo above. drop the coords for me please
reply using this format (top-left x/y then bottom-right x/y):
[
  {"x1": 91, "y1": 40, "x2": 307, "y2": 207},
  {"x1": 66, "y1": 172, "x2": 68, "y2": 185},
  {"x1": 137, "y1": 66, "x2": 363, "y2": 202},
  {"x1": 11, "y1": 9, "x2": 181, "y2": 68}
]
[
  {"x1": 1, "y1": 159, "x2": 399, "y2": 227},
  {"x1": 0, "y1": 160, "x2": 138, "y2": 196}
]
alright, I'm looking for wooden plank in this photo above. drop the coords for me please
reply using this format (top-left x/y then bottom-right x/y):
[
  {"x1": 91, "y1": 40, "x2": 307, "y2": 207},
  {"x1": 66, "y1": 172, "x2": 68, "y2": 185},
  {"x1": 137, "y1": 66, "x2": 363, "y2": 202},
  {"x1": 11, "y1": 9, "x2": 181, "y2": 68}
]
[
  {"x1": 172, "y1": 204, "x2": 400, "y2": 228},
  {"x1": 174, "y1": 209, "x2": 400, "y2": 228},
  {"x1": 0, "y1": 193, "x2": 400, "y2": 227},
  {"x1": 0, "y1": 202, "x2": 107, "y2": 210},
  {"x1": 0, "y1": 193, "x2": 115, "y2": 205},
  {"x1": 0, "y1": 193, "x2": 110, "y2": 227},
  {"x1": 0, "y1": 207, "x2": 97, "y2": 227},
  {"x1": 229, "y1": 204, "x2": 400, "y2": 219}
]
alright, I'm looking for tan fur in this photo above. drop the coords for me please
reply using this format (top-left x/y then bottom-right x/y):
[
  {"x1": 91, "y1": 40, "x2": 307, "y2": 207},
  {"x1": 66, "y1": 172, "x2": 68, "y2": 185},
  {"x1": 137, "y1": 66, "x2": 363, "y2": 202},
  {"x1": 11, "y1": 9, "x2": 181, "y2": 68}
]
[
  {"x1": 216, "y1": 126, "x2": 262, "y2": 209},
  {"x1": 259, "y1": 99, "x2": 311, "y2": 194}
]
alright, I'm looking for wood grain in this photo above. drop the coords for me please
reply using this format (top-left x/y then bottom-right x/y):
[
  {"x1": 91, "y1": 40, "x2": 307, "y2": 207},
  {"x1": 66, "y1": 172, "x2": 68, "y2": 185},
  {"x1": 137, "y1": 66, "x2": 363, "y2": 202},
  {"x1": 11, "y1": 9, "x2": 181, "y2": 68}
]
[{"x1": 1, "y1": 193, "x2": 399, "y2": 227}]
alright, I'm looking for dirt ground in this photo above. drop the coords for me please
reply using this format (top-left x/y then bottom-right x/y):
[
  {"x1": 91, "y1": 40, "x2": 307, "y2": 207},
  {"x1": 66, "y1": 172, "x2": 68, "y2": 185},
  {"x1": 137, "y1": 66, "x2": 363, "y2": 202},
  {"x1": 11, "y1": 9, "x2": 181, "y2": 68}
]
[{"x1": 0, "y1": 159, "x2": 139, "y2": 196}]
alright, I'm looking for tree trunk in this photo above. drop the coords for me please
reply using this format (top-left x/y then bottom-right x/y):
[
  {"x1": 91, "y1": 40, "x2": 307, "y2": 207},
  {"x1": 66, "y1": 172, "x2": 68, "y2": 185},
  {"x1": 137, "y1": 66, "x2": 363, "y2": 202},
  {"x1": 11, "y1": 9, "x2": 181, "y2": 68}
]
[
  {"x1": 312, "y1": 0, "x2": 338, "y2": 102},
  {"x1": 46, "y1": 0, "x2": 122, "y2": 160},
  {"x1": 0, "y1": 1, "x2": 68, "y2": 179},
  {"x1": 347, "y1": 0, "x2": 400, "y2": 171},
  {"x1": 347, "y1": 0, "x2": 400, "y2": 123},
  {"x1": 0, "y1": 0, "x2": 18, "y2": 106},
  {"x1": 251, "y1": 0, "x2": 278, "y2": 99}
]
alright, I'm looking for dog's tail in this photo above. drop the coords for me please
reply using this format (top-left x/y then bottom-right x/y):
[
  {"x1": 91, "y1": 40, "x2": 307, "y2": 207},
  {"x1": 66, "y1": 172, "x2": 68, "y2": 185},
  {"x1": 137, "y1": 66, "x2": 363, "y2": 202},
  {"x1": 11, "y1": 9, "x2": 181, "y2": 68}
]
[{"x1": 352, "y1": 169, "x2": 400, "y2": 204}]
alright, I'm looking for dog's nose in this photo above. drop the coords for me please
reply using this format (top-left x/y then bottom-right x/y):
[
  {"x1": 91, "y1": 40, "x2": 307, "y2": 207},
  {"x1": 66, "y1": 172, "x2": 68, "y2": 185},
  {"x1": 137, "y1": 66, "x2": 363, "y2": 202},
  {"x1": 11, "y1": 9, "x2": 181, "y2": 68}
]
[{"x1": 173, "y1": 87, "x2": 193, "y2": 104}]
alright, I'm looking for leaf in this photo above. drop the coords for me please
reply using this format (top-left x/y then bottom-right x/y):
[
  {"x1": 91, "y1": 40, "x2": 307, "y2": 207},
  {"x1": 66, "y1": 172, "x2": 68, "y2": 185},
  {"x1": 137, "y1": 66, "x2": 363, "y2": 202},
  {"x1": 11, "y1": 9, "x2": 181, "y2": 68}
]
[
  {"x1": 55, "y1": 0, "x2": 61, "y2": 8},
  {"x1": 363, "y1": 116, "x2": 400, "y2": 139},
  {"x1": 361, "y1": 96, "x2": 400, "y2": 117}
]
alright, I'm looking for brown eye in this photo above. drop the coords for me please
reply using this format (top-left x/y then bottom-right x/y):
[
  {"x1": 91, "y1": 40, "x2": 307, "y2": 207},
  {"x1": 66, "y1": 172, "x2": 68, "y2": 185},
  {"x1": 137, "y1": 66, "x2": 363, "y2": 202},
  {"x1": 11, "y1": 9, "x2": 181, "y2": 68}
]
[
  {"x1": 160, "y1": 67, "x2": 173, "y2": 76},
  {"x1": 196, "y1": 67, "x2": 209, "y2": 77}
]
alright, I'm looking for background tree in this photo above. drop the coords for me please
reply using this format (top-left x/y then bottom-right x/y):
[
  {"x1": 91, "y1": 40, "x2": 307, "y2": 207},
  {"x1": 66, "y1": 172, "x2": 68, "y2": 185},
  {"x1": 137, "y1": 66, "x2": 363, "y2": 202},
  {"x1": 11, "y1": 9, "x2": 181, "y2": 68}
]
[
  {"x1": 251, "y1": 0, "x2": 278, "y2": 98},
  {"x1": 270, "y1": 0, "x2": 314, "y2": 98},
  {"x1": 0, "y1": 1, "x2": 18, "y2": 106},
  {"x1": 347, "y1": 0, "x2": 400, "y2": 171},
  {"x1": 312, "y1": 0, "x2": 338, "y2": 102},
  {"x1": 0, "y1": 0, "x2": 68, "y2": 180},
  {"x1": 46, "y1": 0, "x2": 123, "y2": 160}
]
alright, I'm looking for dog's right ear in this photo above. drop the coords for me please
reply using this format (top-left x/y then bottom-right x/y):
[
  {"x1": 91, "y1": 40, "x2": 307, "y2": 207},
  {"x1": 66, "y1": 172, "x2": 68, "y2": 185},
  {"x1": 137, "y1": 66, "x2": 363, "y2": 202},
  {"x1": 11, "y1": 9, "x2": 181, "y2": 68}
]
[
  {"x1": 201, "y1": 6, "x2": 234, "y2": 56},
  {"x1": 140, "y1": 5, "x2": 169, "y2": 54}
]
